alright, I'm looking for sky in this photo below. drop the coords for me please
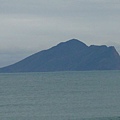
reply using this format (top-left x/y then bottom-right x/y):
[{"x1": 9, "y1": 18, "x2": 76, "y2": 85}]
[{"x1": 0, "y1": 0, "x2": 120, "y2": 67}]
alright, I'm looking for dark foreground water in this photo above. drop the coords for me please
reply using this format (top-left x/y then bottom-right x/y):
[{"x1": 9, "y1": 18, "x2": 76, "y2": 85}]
[{"x1": 0, "y1": 71, "x2": 120, "y2": 120}]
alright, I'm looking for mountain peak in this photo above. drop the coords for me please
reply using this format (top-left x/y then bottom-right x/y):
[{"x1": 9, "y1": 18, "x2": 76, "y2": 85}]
[
  {"x1": 56, "y1": 39, "x2": 88, "y2": 49},
  {"x1": 0, "y1": 39, "x2": 120, "y2": 72},
  {"x1": 66, "y1": 38, "x2": 82, "y2": 43},
  {"x1": 63, "y1": 39, "x2": 87, "y2": 45}
]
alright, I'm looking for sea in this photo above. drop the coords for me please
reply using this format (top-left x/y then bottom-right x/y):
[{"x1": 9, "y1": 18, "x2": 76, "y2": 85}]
[{"x1": 0, "y1": 71, "x2": 120, "y2": 120}]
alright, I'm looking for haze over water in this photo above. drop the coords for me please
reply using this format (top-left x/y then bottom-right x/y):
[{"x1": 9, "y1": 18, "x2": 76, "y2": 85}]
[{"x1": 0, "y1": 71, "x2": 120, "y2": 120}]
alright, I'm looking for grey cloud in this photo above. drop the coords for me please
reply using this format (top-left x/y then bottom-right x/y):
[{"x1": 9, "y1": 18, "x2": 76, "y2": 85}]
[{"x1": 1, "y1": 0, "x2": 120, "y2": 17}]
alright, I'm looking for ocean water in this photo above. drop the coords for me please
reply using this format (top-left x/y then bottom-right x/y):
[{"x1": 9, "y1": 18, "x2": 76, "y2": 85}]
[{"x1": 0, "y1": 71, "x2": 120, "y2": 120}]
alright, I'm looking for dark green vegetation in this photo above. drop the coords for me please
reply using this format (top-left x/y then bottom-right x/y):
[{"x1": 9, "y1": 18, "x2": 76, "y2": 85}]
[{"x1": 0, "y1": 39, "x2": 120, "y2": 72}]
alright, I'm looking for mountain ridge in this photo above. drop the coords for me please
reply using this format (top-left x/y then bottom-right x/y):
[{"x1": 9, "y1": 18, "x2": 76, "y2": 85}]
[{"x1": 0, "y1": 39, "x2": 120, "y2": 73}]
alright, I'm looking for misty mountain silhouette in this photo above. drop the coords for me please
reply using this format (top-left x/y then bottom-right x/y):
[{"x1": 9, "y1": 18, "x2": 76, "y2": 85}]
[{"x1": 0, "y1": 39, "x2": 120, "y2": 72}]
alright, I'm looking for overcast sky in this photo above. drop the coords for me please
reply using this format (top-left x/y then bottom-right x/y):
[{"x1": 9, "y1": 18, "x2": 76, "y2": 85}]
[{"x1": 0, "y1": 0, "x2": 120, "y2": 67}]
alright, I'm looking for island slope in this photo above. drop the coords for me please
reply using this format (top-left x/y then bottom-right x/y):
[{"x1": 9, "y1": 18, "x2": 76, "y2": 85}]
[{"x1": 0, "y1": 39, "x2": 120, "y2": 72}]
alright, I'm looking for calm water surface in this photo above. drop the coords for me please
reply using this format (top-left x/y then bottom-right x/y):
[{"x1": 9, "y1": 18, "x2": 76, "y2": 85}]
[{"x1": 0, "y1": 71, "x2": 120, "y2": 120}]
